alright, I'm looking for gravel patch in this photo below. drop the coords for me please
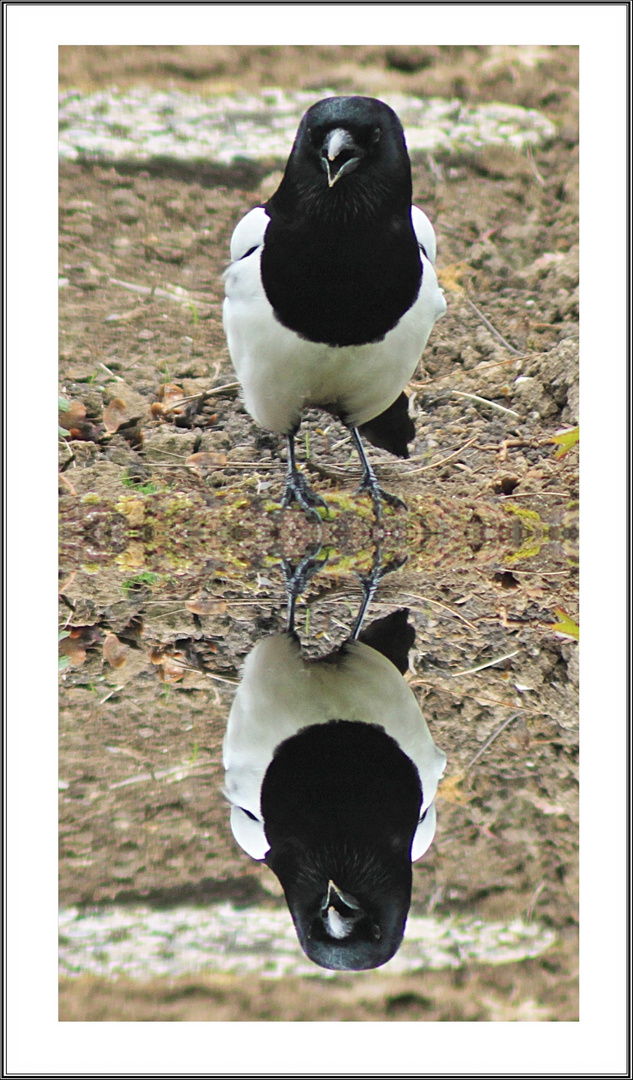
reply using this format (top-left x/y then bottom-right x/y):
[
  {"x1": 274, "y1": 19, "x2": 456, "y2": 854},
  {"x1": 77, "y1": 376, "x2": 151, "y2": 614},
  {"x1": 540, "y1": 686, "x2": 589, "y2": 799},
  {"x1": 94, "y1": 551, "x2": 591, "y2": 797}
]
[{"x1": 59, "y1": 87, "x2": 557, "y2": 164}]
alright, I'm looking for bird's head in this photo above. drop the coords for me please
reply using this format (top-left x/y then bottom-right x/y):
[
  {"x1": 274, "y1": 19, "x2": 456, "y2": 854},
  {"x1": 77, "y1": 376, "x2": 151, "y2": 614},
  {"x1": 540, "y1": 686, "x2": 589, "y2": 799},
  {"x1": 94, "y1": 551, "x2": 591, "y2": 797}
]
[
  {"x1": 261, "y1": 719, "x2": 422, "y2": 970},
  {"x1": 271, "y1": 96, "x2": 413, "y2": 218},
  {"x1": 267, "y1": 840, "x2": 414, "y2": 971}
]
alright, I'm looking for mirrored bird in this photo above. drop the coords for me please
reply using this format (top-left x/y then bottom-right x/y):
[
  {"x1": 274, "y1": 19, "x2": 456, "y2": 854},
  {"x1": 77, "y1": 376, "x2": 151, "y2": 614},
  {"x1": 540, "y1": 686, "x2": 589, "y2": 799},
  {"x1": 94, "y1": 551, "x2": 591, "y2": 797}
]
[
  {"x1": 223, "y1": 95, "x2": 446, "y2": 517},
  {"x1": 223, "y1": 607, "x2": 447, "y2": 970}
]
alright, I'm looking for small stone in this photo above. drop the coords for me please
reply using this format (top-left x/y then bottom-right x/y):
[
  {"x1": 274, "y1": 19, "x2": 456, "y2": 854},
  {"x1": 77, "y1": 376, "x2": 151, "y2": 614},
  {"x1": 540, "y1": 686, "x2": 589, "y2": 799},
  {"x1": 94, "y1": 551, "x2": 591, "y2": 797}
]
[
  {"x1": 62, "y1": 200, "x2": 94, "y2": 213},
  {"x1": 116, "y1": 206, "x2": 140, "y2": 224},
  {"x1": 63, "y1": 221, "x2": 94, "y2": 239},
  {"x1": 66, "y1": 263, "x2": 107, "y2": 290},
  {"x1": 111, "y1": 187, "x2": 139, "y2": 205},
  {"x1": 471, "y1": 144, "x2": 533, "y2": 180}
]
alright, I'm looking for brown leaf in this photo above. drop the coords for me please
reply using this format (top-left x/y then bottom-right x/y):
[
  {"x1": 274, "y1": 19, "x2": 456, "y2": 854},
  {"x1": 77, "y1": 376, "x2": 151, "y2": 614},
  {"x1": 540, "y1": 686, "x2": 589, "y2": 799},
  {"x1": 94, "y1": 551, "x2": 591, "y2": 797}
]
[
  {"x1": 59, "y1": 637, "x2": 87, "y2": 666},
  {"x1": 157, "y1": 383, "x2": 185, "y2": 402},
  {"x1": 154, "y1": 384, "x2": 187, "y2": 418},
  {"x1": 156, "y1": 660, "x2": 185, "y2": 683},
  {"x1": 185, "y1": 598, "x2": 228, "y2": 616},
  {"x1": 59, "y1": 400, "x2": 86, "y2": 429},
  {"x1": 103, "y1": 398, "x2": 129, "y2": 434},
  {"x1": 185, "y1": 451, "x2": 227, "y2": 473},
  {"x1": 102, "y1": 632, "x2": 129, "y2": 669}
]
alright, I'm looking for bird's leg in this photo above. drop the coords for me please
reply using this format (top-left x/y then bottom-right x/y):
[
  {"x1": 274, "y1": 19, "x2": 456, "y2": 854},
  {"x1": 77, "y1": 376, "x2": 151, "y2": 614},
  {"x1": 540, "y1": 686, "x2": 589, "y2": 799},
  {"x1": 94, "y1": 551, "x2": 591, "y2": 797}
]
[
  {"x1": 282, "y1": 431, "x2": 329, "y2": 521},
  {"x1": 349, "y1": 427, "x2": 407, "y2": 520},
  {"x1": 351, "y1": 545, "x2": 407, "y2": 640},
  {"x1": 282, "y1": 545, "x2": 329, "y2": 634}
]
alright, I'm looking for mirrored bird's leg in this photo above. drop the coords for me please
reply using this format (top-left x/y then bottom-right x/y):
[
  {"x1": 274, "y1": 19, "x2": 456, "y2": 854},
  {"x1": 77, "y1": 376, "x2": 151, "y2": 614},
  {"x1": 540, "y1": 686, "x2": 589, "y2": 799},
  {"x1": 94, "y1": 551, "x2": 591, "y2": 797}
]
[
  {"x1": 349, "y1": 427, "x2": 407, "y2": 520},
  {"x1": 282, "y1": 431, "x2": 329, "y2": 520},
  {"x1": 351, "y1": 545, "x2": 408, "y2": 640},
  {"x1": 282, "y1": 544, "x2": 328, "y2": 634}
]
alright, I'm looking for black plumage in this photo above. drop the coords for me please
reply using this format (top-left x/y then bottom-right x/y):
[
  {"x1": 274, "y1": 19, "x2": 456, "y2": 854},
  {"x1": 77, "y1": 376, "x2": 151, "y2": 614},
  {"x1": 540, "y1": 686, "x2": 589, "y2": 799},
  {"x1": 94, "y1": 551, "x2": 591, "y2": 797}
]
[{"x1": 223, "y1": 95, "x2": 446, "y2": 514}]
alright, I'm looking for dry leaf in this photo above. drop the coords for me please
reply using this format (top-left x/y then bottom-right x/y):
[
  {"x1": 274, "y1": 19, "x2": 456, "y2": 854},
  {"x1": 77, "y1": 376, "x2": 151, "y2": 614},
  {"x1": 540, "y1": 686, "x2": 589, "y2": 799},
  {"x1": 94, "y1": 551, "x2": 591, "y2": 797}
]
[
  {"x1": 154, "y1": 383, "x2": 186, "y2": 417},
  {"x1": 58, "y1": 637, "x2": 87, "y2": 667},
  {"x1": 185, "y1": 598, "x2": 228, "y2": 616},
  {"x1": 156, "y1": 660, "x2": 185, "y2": 683},
  {"x1": 102, "y1": 632, "x2": 129, "y2": 669},
  {"x1": 185, "y1": 452, "x2": 228, "y2": 473},
  {"x1": 103, "y1": 398, "x2": 129, "y2": 434},
  {"x1": 59, "y1": 400, "x2": 86, "y2": 429}
]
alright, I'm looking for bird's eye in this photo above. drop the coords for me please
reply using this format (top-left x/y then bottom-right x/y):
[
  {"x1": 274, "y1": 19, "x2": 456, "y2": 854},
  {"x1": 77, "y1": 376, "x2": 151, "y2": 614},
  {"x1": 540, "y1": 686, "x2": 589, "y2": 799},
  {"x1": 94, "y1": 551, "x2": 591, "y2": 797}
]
[
  {"x1": 372, "y1": 127, "x2": 381, "y2": 143},
  {"x1": 372, "y1": 925, "x2": 382, "y2": 941}
]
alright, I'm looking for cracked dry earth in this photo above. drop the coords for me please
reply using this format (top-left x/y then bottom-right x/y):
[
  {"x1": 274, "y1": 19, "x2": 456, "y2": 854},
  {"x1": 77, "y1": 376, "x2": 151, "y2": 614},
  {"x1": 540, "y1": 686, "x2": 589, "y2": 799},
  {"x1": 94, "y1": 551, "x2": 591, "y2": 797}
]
[{"x1": 58, "y1": 45, "x2": 579, "y2": 1021}]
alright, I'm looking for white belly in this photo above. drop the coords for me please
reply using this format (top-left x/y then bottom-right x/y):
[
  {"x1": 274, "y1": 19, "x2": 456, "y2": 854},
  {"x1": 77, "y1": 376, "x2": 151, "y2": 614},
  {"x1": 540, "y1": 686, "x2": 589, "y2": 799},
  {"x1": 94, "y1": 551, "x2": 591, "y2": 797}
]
[{"x1": 223, "y1": 248, "x2": 446, "y2": 433}]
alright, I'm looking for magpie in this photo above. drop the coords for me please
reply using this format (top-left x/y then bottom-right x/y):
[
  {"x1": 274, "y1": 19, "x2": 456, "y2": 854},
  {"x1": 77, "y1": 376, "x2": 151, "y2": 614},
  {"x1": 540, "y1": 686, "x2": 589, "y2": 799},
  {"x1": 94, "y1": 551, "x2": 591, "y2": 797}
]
[
  {"x1": 223, "y1": 95, "x2": 446, "y2": 517},
  {"x1": 222, "y1": 608, "x2": 447, "y2": 970}
]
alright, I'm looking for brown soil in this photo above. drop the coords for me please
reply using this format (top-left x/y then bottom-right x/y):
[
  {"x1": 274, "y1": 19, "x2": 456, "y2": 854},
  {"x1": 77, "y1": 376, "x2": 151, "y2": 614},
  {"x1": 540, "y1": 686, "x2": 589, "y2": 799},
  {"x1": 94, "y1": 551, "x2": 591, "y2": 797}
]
[{"x1": 58, "y1": 45, "x2": 579, "y2": 1021}]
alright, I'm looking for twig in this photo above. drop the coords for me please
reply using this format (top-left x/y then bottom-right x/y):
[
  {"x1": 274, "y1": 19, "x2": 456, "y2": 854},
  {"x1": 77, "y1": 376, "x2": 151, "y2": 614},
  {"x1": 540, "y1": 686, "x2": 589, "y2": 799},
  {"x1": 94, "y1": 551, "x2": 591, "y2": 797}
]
[
  {"x1": 403, "y1": 436, "x2": 479, "y2": 475},
  {"x1": 98, "y1": 686, "x2": 125, "y2": 705},
  {"x1": 451, "y1": 390, "x2": 520, "y2": 419},
  {"x1": 58, "y1": 570, "x2": 77, "y2": 595},
  {"x1": 466, "y1": 298, "x2": 523, "y2": 356},
  {"x1": 451, "y1": 649, "x2": 520, "y2": 677},
  {"x1": 99, "y1": 362, "x2": 124, "y2": 381},
  {"x1": 403, "y1": 592, "x2": 478, "y2": 631},
  {"x1": 409, "y1": 355, "x2": 519, "y2": 389},
  {"x1": 58, "y1": 472, "x2": 77, "y2": 496},
  {"x1": 466, "y1": 712, "x2": 521, "y2": 769},
  {"x1": 109, "y1": 277, "x2": 212, "y2": 308},
  {"x1": 108, "y1": 759, "x2": 212, "y2": 791},
  {"x1": 526, "y1": 145, "x2": 546, "y2": 187},
  {"x1": 160, "y1": 383, "x2": 240, "y2": 413},
  {"x1": 526, "y1": 880, "x2": 547, "y2": 923},
  {"x1": 158, "y1": 657, "x2": 239, "y2": 686},
  {"x1": 501, "y1": 491, "x2": 571, "y2": 499}
]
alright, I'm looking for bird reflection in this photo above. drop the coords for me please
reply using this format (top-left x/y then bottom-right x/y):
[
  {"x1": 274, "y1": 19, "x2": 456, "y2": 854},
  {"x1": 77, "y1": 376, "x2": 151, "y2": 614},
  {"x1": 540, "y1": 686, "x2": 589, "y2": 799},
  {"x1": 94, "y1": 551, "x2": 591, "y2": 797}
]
[{"x1": 222, "y1": 552, "x2": 446, "y2": 971}]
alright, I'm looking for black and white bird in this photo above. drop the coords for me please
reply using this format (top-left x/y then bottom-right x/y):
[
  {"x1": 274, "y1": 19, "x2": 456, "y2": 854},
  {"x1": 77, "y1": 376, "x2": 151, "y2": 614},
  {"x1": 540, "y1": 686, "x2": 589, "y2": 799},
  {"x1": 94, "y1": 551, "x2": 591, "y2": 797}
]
[
  {"x1": 223, "y1": 95, "x2": 446, "y2": 516},
  {"x1": 222, "y1": 609, "x2": 447, "y2": 970}
]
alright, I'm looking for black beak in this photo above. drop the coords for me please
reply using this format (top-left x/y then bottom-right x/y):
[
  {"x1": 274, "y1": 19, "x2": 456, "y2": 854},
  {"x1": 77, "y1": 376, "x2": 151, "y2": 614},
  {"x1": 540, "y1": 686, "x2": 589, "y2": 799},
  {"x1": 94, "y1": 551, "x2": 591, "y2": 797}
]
[
  {"x1": 321, "y1": 128, "x2": 363, "y2": 188},
  {"x1": 321, "y1": 880, "x2": 364, "y2": 939}
]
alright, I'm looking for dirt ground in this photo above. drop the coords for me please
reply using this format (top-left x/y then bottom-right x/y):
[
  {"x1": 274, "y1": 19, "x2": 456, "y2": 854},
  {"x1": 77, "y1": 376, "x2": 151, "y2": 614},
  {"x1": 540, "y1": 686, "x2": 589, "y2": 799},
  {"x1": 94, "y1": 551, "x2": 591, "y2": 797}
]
[{"x1": 58, "y1": 45, "x2": 579, "y2": 1021}]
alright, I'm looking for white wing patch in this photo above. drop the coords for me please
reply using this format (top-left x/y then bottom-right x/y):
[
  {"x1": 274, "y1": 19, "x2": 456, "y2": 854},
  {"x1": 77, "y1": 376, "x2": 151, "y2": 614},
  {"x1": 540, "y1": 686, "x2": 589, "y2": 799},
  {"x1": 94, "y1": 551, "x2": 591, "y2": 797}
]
[
  {"x1": 411, "y1": 205, "x2": 438, "y2": 266},
  {"x1": 229, "y1": 205, "x2": 270, "y2": 263}
]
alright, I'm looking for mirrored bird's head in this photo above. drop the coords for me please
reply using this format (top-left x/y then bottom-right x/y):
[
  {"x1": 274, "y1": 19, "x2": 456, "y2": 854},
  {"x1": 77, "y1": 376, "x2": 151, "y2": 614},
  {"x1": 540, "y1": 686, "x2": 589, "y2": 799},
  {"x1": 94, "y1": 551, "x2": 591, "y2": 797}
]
[{"x1": 267, "y1": 844, "x2": 414, "y2": 972}]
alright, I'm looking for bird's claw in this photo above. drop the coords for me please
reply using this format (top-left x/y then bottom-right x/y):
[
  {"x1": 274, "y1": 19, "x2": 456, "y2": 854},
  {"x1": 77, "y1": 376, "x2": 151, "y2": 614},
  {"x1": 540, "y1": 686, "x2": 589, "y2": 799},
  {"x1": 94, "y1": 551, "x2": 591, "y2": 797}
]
[
  {"x1": 356, "y1": 475, "x2": 407, "y2": 520},
  {"x1": 282, "y1": 468, "x2": 329, "y2": 520}
]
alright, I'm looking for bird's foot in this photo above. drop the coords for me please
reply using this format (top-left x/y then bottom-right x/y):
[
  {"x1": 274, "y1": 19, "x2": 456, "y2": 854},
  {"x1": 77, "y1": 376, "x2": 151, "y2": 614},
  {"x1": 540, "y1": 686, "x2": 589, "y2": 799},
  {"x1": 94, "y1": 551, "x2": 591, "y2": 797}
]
[
  {"x1": 282, "y1": 546, "x2": 329, "y2": 633},
  {"x1": 356, "y1": 472, "x2": 407, "y2": 520},
  {"x1": 351, "y1": 549, "x2": 408, "y2": 639},
  {"x1": 282, "y1": 467, "x2": 329, "y2": 521}
]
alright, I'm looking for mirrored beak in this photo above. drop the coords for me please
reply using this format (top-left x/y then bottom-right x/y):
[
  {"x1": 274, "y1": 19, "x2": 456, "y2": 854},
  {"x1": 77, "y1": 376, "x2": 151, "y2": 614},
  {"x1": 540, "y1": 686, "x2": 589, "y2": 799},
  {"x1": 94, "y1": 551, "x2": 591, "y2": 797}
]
[{"x1": 324, "y1": 879, "x2": 362, "y2": 912}]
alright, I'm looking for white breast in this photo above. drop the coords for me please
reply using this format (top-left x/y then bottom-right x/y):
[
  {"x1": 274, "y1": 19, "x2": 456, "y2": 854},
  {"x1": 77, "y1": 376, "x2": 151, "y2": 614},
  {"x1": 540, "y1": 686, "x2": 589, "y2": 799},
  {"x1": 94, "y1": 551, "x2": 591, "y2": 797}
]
[
  {"x1": 223, "y1": 635, "x2": 446, "y2": 861},
  {"x1": 223, "y1": 206, "x2": 446, "y2": 433}
]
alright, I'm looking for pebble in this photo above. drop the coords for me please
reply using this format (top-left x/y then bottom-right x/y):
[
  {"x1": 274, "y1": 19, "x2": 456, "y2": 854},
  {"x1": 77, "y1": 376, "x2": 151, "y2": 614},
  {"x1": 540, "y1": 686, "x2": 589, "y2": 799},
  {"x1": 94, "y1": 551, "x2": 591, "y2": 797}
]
[
  {"x1": 59, "y1": 903, "x2": 556, "y2": 981},
  {"x1": 59, "y1": 87, "x2": 556, "y2": 165}
]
